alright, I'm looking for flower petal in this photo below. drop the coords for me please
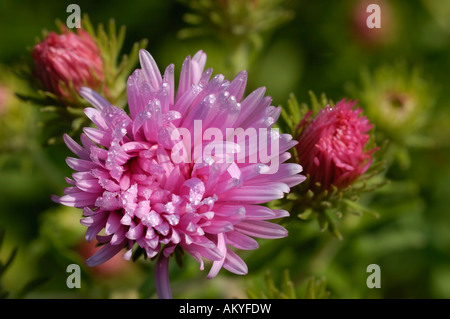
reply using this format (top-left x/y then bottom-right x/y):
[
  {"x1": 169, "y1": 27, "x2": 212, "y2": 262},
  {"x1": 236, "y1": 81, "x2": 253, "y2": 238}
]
[
  {"x1": 63, "y1": 134, "x2": 89, "y2": 160},
  {"x1": 85, "y1": 241, "x2": 126, "y2": 267},
  {"x1": 207, "y1": 233, "x2": 226, "y2": 279},
  {"x1": 234, "y1": 220, "x2": 288, "y2": 239},
  {"x1": 139, "y1": 49, "x2": 162, "y2": 91},
  {"x1": 218, "y1": 182, "x2": 289, "y2": 204},
  {"x1": 223, "y1": 248, "x2": 248, "y2": 275},
  {"x1": 226, "y1": 231, "x2": 259, "y2": 250},
  {"x1": 80, "y1": 87, "x2": 110, "y2": 111}
]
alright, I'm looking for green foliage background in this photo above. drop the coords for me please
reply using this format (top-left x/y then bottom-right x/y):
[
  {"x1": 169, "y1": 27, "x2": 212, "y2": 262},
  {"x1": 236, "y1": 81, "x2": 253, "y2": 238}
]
[{"x1": 0, "y1": 0, "x2": 449, "y2": 299}]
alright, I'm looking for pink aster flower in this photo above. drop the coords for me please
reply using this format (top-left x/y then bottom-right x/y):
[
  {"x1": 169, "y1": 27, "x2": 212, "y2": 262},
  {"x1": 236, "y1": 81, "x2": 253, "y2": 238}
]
[
  {"x1": 296, "y1": 99, "x2": 375, "y2": 190},
  {"x1": 52, "y1": 49, "x2": 305, "y2": 298},
  {"x1": 32, "y1": 28, "x2": 104, "y2": 102}
]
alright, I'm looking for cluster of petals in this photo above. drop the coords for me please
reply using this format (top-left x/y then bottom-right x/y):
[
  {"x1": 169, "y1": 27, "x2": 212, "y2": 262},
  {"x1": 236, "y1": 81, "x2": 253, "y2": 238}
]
[
  {"x1": 297, "y1": 99, "x2": 375, "y2": 190},
  {"x1": 53, "y1": 49, "x2": 305, "y2": 298},
  {"x1": 32, "y1": 29, "x2": 104, "y2": 101}
]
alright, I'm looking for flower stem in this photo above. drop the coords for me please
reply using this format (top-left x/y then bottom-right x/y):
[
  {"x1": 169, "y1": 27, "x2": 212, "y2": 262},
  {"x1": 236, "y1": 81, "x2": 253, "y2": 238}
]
[{"x1": 155, "y1": 254, "x2": 172, "y2": 299}]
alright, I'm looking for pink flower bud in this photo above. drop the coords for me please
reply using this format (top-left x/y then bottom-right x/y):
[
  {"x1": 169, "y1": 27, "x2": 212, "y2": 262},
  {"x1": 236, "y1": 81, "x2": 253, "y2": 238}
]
[
  {"x1": 32, "y1": 28, "x2": 104, "y2": 102},
  {"x1": 296, "y1": 99, "x2": 376, "y2": 190}
]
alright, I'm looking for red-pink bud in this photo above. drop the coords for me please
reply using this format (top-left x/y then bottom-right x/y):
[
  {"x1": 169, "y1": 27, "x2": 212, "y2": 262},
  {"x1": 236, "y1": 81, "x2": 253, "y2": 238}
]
[
  {"x1": 296, "y1": 99, "x2": 376, "y2": 190},
  {"x1": 32, "y1": 28, "x2": 104, "y2": 102}
]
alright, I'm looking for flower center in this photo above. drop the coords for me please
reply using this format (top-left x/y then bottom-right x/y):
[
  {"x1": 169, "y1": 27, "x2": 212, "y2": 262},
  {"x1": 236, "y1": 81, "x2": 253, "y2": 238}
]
[{"x1": 92, "y1": 139, "x2": 219, "y2": 258}]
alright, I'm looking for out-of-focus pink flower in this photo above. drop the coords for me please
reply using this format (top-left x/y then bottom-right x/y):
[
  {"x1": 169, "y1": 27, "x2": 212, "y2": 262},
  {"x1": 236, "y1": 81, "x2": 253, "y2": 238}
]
[
  {"x1": 52, "y1": 49, "x2": 305, "y2": 298},
  {"x1": 350, "y1": 0, "x2": 395, "y2": 49},
  {"x1": 296, "y1": 99, "x2": 375, "y2": 190},
  {"x1": 77, "y1": 241, "x2": 129, "y2": 277},
  {"x1": 32, "y1": 29, "x2": 104, "y2": 102}
]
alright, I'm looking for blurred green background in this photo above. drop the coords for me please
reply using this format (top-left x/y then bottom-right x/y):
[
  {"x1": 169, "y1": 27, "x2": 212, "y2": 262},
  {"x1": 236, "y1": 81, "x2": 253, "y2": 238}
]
[{"x1": 0, "y1": 0, "x2": 449, "y2": 299}]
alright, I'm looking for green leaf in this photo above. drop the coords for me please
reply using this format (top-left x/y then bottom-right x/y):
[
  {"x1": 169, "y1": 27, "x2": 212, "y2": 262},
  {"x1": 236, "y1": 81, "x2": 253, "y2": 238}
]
[
  {"x1": 174, "y1": 246, "x2": 185, "y2": 268},
  {"x1": 0, "y1": 247, "x2": 18, "y2": 278},
  {"x1": 281, "y1": 269, "x2": 297, "y2": 299},
  {"x1": 304, "y1": 277, "x2": 316, "y2": 299},
  {"x1": 327, "y1": 215, "x2": 343, "y2": 240},
  {"x1": 317, "y1": 212, "x2": 329, "y2": 233},
  {"x1": 298, "y1": 208, "x2": 313, "y2": 220},
  {"x1": 304, "y1": 276, "x2": 330, "y2": 299},
  {"x1": 132, "y1": 246, "x2": 147, "y2": 262},
  {"x1": 16, "y1": 276, "x2": 50, "y2": 299},
  {"x1": 0, "y1": 229, "x2": 4, "y2": 251},
  {"x1": 343, "y1": 199, "x2": 380, "y2": 218}
]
